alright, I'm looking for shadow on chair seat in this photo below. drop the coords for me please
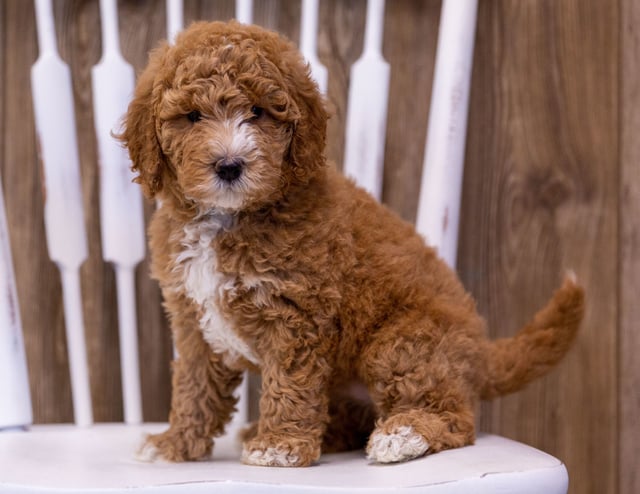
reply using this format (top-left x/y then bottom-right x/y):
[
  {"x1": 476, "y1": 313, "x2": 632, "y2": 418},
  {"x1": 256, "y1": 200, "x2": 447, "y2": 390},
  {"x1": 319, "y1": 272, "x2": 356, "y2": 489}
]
[{"x1": 0, "y1": 425, "x2": 567, "y2": 493}]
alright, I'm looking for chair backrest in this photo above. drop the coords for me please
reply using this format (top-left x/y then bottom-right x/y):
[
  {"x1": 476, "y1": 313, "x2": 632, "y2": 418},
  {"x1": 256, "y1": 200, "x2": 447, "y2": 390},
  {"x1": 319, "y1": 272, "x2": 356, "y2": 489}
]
[{"x1": 0, "y1": 0, "x2": 477, "y2": 430}]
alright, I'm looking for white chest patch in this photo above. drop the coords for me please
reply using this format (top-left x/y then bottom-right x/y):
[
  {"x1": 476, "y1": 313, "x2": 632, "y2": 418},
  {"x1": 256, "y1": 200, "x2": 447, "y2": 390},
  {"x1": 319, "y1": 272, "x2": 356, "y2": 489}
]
[{"x1": 173, "y1": 214, "x2": 259, "y2": 365}]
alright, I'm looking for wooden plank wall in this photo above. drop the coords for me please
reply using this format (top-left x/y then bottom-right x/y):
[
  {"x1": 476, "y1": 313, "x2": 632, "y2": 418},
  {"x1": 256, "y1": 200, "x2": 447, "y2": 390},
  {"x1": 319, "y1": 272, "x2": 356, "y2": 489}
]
[
  {"x1": 621, "y1": 0, "x2": 640, "y2": 493},
  {"x1": 0, "y1": 1, "x2": 636, "y2": 493},
  {"x1": 459, "y1": 3, "x2": 620, "y2": 494}
]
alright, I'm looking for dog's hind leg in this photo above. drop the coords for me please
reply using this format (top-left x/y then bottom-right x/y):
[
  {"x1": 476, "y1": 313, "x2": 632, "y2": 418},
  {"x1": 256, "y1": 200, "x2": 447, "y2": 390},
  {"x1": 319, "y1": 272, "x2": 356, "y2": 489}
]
[{"x1": 360, "y1": 315, "x2": 482, "y2": 463}]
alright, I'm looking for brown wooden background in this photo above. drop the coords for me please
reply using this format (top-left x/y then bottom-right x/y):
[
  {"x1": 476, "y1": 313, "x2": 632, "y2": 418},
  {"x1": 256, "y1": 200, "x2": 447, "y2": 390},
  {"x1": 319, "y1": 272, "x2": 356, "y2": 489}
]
[{"x1": 1, "y1": 1, "x2": 637, "y2": 493}]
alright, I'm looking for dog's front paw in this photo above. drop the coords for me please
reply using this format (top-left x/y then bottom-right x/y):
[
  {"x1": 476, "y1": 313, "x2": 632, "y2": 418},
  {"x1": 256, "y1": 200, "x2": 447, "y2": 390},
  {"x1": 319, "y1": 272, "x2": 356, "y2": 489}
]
[
  {"x1": 136, "y1": 429, "x2": 213, "y2": 463},
  {"x1": 136, "y1": 436, "x2": 164, "y2": 463},
  {"x1": 242, "y1": 434, "x2": 320, "y2": 467}
]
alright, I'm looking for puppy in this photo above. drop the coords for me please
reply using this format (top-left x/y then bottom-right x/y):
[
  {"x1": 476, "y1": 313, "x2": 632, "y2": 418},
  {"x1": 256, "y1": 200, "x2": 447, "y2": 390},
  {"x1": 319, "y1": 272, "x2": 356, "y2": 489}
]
[{"x1": 120, "y1": 21, "x2": 584, "y2": 467}]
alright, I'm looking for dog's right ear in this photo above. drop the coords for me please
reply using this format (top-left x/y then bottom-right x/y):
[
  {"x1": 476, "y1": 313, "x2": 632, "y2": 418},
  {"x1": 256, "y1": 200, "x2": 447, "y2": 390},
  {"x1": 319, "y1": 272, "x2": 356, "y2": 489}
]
[{"x1": 118, "y1": 44, "x2": 170, "y2": 199}]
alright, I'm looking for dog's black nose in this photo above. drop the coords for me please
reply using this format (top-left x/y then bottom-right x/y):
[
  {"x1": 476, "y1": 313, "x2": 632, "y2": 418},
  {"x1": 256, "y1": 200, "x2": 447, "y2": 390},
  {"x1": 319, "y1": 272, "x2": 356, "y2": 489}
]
[{"x1": 215, "y1": 158, "x2": 244, "y2": 182}]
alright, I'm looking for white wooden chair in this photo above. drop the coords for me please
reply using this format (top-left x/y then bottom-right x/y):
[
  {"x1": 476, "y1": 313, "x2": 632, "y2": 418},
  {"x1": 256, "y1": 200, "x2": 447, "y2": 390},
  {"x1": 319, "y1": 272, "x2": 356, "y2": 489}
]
[{"x1": 0, "y1": 0, "x2": 569, "y2": 492}]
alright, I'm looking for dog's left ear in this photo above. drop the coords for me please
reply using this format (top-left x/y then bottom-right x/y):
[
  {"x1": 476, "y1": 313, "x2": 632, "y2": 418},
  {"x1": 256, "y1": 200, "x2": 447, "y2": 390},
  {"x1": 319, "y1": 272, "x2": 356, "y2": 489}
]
[
  {"x1": 117, "y1": 44, "x2": 170, "y2": 199},
  {"x1": 282, "y1": 54, "x2": 329, "y2": 184}
]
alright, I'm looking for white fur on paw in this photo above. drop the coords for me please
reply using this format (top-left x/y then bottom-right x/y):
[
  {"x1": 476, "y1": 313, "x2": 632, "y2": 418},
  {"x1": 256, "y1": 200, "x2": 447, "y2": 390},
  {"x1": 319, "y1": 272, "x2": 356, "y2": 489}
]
[
  {"x1": 242, "y1": 446, "x2": 300, "y2": 467},
  {"x1": 135, "y1": 437, "x2": 214, "y2": 463},
  {"x1": 367, "y1": 426, "x2": 430, "y2": 463},
  {"x1": 136, "y1": 440, "x2": 161, "y2": 463}
]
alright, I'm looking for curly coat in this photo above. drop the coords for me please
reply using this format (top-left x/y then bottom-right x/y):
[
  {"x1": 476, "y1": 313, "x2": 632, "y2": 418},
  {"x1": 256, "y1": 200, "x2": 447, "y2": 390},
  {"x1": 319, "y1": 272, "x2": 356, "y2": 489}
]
[{"x1": 119, "y1": 21, "x2": 585, "y2": 467}]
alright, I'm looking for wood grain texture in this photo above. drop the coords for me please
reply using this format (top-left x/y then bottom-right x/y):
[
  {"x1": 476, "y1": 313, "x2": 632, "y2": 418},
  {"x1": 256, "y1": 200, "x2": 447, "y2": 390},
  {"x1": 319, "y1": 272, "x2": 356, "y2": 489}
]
[
  {"x1": 620, "y1": 0, "x2": 640, "y2": 492},
  {"x1": 458, "y1": 1, "x2": 618, "y2": 493},
  {"x1": 319, "y1": 0, "x2": 366, "y2": 168},
  {"x1": 0, "y1": 0, "x2": 632, "y2": 491},
  {"x1": 381, "y1": 0, "x2": 441, "y2": 222},
  {"x1": 116, "y1": 0, "x2": 173, "y2": 423},
  {"x1": 2, "y1": 0, "x2": 75, "y2": 424},
  {"x1": 58, "y1": 0, "x2": 120, "y2": 423}
]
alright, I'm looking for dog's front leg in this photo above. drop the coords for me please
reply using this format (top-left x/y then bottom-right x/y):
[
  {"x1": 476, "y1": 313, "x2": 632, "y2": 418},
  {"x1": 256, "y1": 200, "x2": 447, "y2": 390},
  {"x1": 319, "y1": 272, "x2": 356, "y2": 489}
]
[
  {"x1": 242, "y1": 317, "x2": 334, "y2": 467},
  {"x1": 138, "y1": 326, "x2": 243, "y2": 462}
]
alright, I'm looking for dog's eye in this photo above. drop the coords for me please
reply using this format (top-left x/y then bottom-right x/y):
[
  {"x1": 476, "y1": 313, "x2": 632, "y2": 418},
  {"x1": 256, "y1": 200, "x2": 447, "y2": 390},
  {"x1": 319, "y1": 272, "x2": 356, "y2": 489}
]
[
  {"x1": 250, "y1": 106, "x2": 264, "y2": 119},
  {"x1": 186, "y1": 110, "x2": 202, "y2": 123}
]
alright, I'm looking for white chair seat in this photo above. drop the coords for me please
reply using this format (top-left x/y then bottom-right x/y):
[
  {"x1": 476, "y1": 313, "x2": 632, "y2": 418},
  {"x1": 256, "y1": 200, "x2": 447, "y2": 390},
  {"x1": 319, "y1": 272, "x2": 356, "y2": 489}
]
[{"x1": 0, "y1": 424, "x2": 567, "y2": 493}]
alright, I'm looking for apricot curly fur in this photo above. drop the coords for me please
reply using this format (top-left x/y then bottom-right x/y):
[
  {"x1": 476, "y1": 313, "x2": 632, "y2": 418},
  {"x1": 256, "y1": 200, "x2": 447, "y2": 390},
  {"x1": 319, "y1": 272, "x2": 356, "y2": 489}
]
[{"x1": 120, "y1": 21, "x2": 585, "y2": 467}]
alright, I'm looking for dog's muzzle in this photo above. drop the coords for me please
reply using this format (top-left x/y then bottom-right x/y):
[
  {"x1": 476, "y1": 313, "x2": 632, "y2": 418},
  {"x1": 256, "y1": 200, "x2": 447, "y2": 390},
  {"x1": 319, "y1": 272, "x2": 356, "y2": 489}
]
[{"x1": 215, "y1": 157, "x2": 244, "y2": 182}]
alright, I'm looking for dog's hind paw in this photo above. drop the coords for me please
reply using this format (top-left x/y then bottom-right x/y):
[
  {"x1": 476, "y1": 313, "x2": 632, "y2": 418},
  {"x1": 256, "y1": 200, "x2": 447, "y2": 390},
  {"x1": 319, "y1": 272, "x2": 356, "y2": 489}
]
[{"x1": 366, "y1": 426, "x2": 430, "y2": 463}]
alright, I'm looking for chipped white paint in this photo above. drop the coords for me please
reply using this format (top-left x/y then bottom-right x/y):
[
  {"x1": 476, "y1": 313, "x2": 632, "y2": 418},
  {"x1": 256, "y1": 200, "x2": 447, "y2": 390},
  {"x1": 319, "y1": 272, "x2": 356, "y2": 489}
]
[
  {"x1": 416, "y1": 0, "x2": 478, "y2": 268},
  {"x1": 367, "y1": 425, "x2": 430, "y2": 463},
  {"x1": 0, "y1": 175, "x2": 32, "y2": 429},
  {"x1": 174, "y1": 214, "x2": 259, "y2": 366}
]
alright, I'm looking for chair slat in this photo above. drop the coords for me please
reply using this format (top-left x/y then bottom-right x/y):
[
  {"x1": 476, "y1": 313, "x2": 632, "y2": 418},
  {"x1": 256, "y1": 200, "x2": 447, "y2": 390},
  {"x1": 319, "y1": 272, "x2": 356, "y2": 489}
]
[
  {"x1": 235, "y1": 0, "x2": 253, "y2": 24},
  {"x1": 343, "y1": 0, "x2": 390, "y2": 201},
  {"x1": 0, "y1": 177, "x2": 32, "y2": 430},
  {"x1": 415, "y1": 0, "x2": 479, "y2": 268},
  {"x1": 166, "y1": 0, "x2": 184, "y2": 45},
  {"x1": 58, "y1": 268, "x2": 93, "y2": 427},
  {"x1": 300, "y1": 0, "x2": 328, "y2": 94},
  {"x1": 31, "y1": 0, "x2": 92, "y2": 427},
  {"x1": 113, "y1": 266, "x2": 142, "y2": 424},
  {"x1": 93, "y1": 0, "x2": 145, "y2": 425}
]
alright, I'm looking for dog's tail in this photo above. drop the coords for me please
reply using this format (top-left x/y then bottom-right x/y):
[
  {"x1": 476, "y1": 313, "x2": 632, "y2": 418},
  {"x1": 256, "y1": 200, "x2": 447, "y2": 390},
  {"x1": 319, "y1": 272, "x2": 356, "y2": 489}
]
[{"x1": 480, "y1": 273, "x2": 585, "y2": 400}]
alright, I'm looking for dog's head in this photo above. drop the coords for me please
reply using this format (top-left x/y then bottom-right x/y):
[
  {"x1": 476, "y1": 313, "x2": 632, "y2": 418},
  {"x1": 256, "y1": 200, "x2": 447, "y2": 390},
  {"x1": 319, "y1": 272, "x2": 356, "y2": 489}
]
[{"x1": 119, "y1": 21, "x2": 328, "y2": 213}]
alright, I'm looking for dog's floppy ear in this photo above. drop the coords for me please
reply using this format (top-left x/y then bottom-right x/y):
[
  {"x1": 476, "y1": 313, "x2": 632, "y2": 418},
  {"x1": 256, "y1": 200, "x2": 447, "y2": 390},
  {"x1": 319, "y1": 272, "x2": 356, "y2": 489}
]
[
  {"x1": 282, "y1": 53, "x2": 329, "y2": 184},
  {"x1": 118, "y1": 44, "x2": 170, "y2": 199}
]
